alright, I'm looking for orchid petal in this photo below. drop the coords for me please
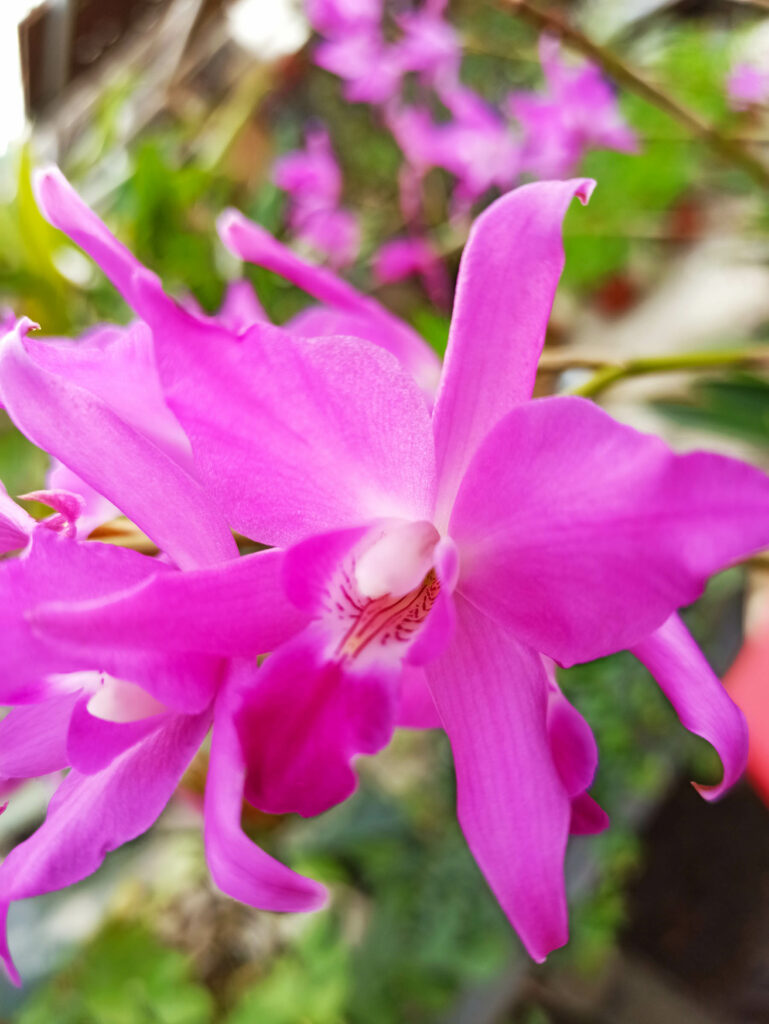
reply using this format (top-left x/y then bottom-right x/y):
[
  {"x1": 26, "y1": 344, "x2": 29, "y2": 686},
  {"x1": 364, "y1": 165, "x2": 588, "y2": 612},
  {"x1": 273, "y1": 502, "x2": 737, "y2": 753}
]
[
  {"x1": 0, "y1": 532, "x2": 160, "y2": 701},
  {"x1": 34, "y1": 548, "x2": 308, "y2": 659},
  {"x1": 46, "y1": 460, "x2": 118, "y2": 537},
  {"x1": 21, "y1": 489, "x2": 84, "y2": 537},
  {"x1": 0, "y1": 709, "x2": 210, "y2": 984},
  {"x1": 0, "y1": 320, "x2": 236, "y2": 569},
  {"x1": 16, "y1": 321, "x2": 192, "y2": 470},
  {"x1": 66, "y1": 693, "x2": 167, "y2": 774},
  {"x1": 205, "y1": 670, "x2": 327, "y2": 912},
  {"x1": 632, "y1": 613, "x2": 747, "y2": 800},
  {"x1": 0, "y1": 692, "x2": 80, "y2": 779},
  {"x1": 570, "y1": 793, "x2": 609, "y2": 835},
  {"x1": 425, "y1": 597, "x2": 570, "y2": 962},
  {"x1": 432, "y1": 179, "x2": 594, "y2": 523},
  {"x1": 397, "y1": 666, "x2": 441, "y2": 729},
  {"x1": 452, "y1": 396, "x2": 769, "y2": 665},
  {"x1": 547, "y1": 683, "x2": 598, "y2": 799},
  {"x1": 34, "y1": 168, "x2": 144, "y2": 308},
  {"x1": 0, "y1": 481, "x2": 33, "y2": 554},
  {"x1": 217, "y1": 280, "x2": 268, "y2": 332},
  {"x1": 282, "y1": 525, "x2": 370, "y2": 614},
  {"x1": 2, "y1": 532, "x2": 219, "y2": 713},
  {"x1": 237, "y1": 628, "x2": 399, "y2": 817},
  {"x1": 218, "y1": 209, "x2": 441, "y2": 394},
  {"x1": 139, "y1": 279, "x2": 436, "y2": 546}
]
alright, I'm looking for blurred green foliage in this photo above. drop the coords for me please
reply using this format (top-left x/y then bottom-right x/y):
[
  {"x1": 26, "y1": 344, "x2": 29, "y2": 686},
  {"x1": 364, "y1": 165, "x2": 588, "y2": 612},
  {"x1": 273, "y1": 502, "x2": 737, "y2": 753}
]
[{"x1": 16, "y1": 922, "x2": 214, "y2": 1024}]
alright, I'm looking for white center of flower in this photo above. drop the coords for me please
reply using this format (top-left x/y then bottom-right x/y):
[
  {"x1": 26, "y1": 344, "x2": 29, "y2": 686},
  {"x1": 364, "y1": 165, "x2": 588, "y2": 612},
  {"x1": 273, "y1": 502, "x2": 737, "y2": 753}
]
[
  {"x1": 354, "y1": 519, "x2": 440, "y2": 600},
  {"x1": 48, "y1": 670, "x2": 165, "y2": 723}
]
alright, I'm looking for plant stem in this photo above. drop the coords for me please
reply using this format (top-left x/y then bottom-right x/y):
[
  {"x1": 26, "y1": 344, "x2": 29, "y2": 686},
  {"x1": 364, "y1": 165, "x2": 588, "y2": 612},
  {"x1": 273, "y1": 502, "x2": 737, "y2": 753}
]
[
  {"x1": 726, "y1": 0, "x2": 769, "y2": 12},
  {"x1": 498, "y1": 0, "x2": 769, "y2": 189},
  {"x1": 567, "y1": 347, "x2": 769, "y2": 399}
]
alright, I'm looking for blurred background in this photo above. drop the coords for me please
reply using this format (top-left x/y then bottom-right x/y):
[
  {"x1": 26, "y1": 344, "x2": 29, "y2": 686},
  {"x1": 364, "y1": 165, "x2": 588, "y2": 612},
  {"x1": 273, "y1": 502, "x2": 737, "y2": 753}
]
[{"x1": 3, "y1": 0, "x2": 769, "y2": 1021}]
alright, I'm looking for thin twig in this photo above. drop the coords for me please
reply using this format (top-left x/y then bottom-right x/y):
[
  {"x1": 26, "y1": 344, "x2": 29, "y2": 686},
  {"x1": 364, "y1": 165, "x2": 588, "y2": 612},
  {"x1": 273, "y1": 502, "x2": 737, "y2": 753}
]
[
  {"x1": 498, "y1": 0, "x2": 769, "y2": 189},
  {"x1": 725, "y1": 0, "x2": 769, "y2": 12},
  {"x1": 568, "y1": 346, "x2": 769, "y2": 399}
]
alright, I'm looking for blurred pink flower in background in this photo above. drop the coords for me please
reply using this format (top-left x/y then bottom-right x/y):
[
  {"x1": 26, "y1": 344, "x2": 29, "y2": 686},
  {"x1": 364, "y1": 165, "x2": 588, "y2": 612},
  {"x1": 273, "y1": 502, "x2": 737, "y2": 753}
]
[
  {"x1": 274, "y1": 129, "x2": 360, "y2": 268},
  {"x1": 727, "y1": 61, "x2": 769, "y2": 110},
  {"x1": 373, "y1": 235, "x2": 450, "y2": 307},
  {"x1": 507, "y1": 37, "x2": 637, "y2": 178}
]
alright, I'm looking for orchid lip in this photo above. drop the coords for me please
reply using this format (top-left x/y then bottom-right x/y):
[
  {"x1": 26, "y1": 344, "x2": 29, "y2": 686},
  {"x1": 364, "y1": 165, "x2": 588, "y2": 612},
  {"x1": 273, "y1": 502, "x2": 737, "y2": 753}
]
[
  {"x1": 337, "y1": 567, "x2": 440, "y2": 661},
  {"x1": 316, "y1": 520, "x2": 446, "y2": 667}
]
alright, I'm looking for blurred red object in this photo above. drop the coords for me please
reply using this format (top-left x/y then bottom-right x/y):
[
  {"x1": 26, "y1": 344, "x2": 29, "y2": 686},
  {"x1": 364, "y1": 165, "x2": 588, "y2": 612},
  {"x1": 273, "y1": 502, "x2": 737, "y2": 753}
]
[{"x1": 726, "y1": 618, "x2": 769, "y2": 806}]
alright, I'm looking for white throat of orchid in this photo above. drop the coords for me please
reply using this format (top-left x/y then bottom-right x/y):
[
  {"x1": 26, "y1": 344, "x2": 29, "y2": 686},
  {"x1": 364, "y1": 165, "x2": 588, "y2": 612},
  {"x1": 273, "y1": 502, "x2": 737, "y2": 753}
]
[
  {"x1": 48, "y1": 671, "x2": 166, "y2": 722},
  {"x1": 324, "y1": 520, "x2": 445, "y2": 667}
]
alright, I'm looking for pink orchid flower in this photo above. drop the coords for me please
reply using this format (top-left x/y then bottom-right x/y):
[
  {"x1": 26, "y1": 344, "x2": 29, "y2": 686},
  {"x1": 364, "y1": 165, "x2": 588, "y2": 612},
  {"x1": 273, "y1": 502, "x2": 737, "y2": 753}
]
[
  {"x1": 0, "y1": 520, "x2": 326, "y2": 984},
  {"x1": 305, "y1": 0, "x2": 382, "y2": 38},
  {"x1": 387, "y1": 94, "x2": 521, "y2": 214},
  {"x1": 727, "y1": 61, "x2": 769, "y2": 111},
  {"x1": 373, "y1": 235, "x2": 450, "y2": 308},
  {"x1": 394, "y1": 0, "x2": 461, "y2": 89},
  {"x1": 316, "y1": 33, "x2": 404, "y2": 106},
  {"x1": 0, "y1": 298, "x2": 337, "y2": 982},
  {"x1": 508, "y1": 37, "x2": 637, "y2": 179},
  {"x1": 0, "y1": 168, "x2": 440, "y2": 982},
  {"x1": 274, "y1": 129, "x2": 360, "y2": 268},
  {"x1": 25, "y1": 172, "x2": 769, "y2": 963},
  {"x1": 274, "y1": 129, "x2": 344, "y2": 214}
]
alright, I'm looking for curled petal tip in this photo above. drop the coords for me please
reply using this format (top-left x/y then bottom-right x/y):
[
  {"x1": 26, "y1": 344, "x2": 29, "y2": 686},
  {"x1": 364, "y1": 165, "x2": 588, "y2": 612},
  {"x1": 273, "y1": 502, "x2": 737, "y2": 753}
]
[
  {"x1": 691, "y1": 778, "x2": 728, "y2": 803},
  {"x1": 575, "y1": 178, "x2": 597, "y2": 204},
  {"x1": 2, "y1": 317, "x2": 39, "y2": 345}
]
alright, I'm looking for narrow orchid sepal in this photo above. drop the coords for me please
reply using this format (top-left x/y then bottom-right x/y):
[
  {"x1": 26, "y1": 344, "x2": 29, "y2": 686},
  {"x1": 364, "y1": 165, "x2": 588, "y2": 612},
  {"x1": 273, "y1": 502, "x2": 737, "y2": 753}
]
[
  {"x1": 205, "y1": 670, "x2": 328, "y2": 912},
  {"x1": 632, "y1": 613, "x2": 748, "y2": 801},
  {"x1": 432, "y1": 179, "x2": 594, "y2": 523}
]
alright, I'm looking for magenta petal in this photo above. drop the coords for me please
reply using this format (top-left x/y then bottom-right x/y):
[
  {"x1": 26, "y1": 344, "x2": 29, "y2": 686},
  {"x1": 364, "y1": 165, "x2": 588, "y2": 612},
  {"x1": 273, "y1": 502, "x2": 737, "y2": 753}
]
[
  {"x1": 405, "y1": 588, "x2": 455, "y2": 666},
  {"x1": 0, "y1": 709, "x2": 210, "y2": 982},
  {"x1": 18, "y1": 321, "x2": 192, "y2": 470},
  {"x1": 283, "y1": 525, "x2": 370, "y2": 614},
  {"x1": 2, "y1": 532, "x2": 219, "y2": 713},
  {"x1": 34, "y1": 168, "x2": 145, "y2": 308},
  {"x1": 21, "y1": 489, "x2": 84, "y2": 538},
  {"x1": 0, "y1": 531, "x2": 159, "y2": 702},
  {"x1": 34, "y1": 548, "x2": 308, "y2": 659},
  {"x1": 397, "y1": 666, "x2": 441, "y2": 729},
  {"x1": 570, "y1": 793, "x2": 609, "y2": 835},
  {"x1": 0, "y1": 481, "x2": 33, "y2": 554},
  {"x1": 217, "y1": 280, "x2": 268, "y2": 332},
  {"x1": 432, "y1": 179, "x2": 594, "y2": 522},
  {"x1": 0, "y1": 692, "x2": 80, "y2": 779},
  {"x1": 141, "y1": 278, "x2": 436, "y2": 546},
  {"x1": 0, "y1": 320, "x2": 236, "y2": 569},
  {"x1": 218, "y1": 209, "x2": 441, "y2": 394},
  {"x1": 452, "y1": 396, "x2": 769, "y2": 665},
  {"x1": 66, "y1": 694, "x2": 166, "y2": 774},
  {"x1": 0, "y1": 904, "x2": 19, "y2": 987},
  {"x1": 632, "y1": 613, "x2": 748, "y2": 801},
  {"x1": 205, "y1": 670, "x2": 327, "y2": 912},
  {"x1": 46, "y1": 460, "x2": 118, "y2": 538},
  {"x1": 425, "y1": 597, "x2": 570, "y2": 962},
  {"x1": 547, "y1": 683, "x2": 598, "y2": 799},
  {"x1": 237, "y1": 628, "x2": 399, "y2": 817}
]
